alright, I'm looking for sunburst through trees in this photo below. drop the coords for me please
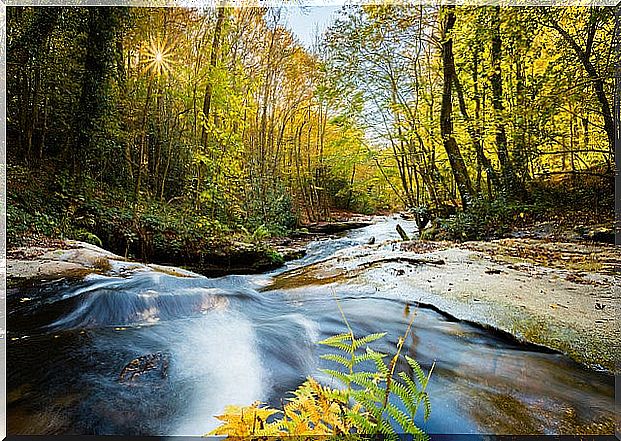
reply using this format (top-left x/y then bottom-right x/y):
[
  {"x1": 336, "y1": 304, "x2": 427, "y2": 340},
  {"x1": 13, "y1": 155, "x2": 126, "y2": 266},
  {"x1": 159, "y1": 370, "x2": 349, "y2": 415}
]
[{"x1": 142, "y1": 36, "x2": 175, "y2": 77}]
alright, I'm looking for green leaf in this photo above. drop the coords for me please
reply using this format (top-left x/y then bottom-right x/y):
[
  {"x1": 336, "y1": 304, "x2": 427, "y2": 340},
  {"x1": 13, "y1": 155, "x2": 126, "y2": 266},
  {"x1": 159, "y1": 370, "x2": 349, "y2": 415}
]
[
  {"x1": 405, "y1": 355, "x2": 428, "y2": 387},
  {"x1": 321, "y1": 353, "x2": 353, "y2": 369},
  {"x1": 352, "y1": 332, "x2": 387, "y2": 350},
  {"x1": 319, "y1": 332, "x2": 353, "y2": 345},
  {"x1": 319, "y1": 368, "x2": 352, "y2": 386},
  {"x1": 322, "y1": 341, "x2": 355, "y2": 353},
  {"x1": 384, "y1": 402, "x2": 415, "y2": 434},
  {"x1": 367, "y1": 348, "x2": 390, "y2": 377}
]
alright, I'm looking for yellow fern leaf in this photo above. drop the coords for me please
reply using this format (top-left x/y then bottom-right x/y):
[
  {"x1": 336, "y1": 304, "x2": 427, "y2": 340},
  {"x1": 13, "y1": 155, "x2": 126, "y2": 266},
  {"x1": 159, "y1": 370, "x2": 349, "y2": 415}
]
[{"x1": 208, "y1": 401, "x2": 281, "y2": 437}]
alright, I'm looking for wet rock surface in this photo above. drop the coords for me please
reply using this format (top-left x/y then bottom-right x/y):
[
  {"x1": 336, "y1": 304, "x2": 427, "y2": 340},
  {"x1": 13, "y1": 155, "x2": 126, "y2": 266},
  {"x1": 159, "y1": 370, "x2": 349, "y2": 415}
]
[
  {"x1": 119, "y1": 352, "x2": 170, "y2": 384},
  {"x1": 266, "y1": 236, "x2": 620, "y2": 373},
  {"x1": 7, "y1": 240, "x2": 199, "y2": 285},
  {"x1": 7, "y1": 241, "x2": 126, "y2": 285}
]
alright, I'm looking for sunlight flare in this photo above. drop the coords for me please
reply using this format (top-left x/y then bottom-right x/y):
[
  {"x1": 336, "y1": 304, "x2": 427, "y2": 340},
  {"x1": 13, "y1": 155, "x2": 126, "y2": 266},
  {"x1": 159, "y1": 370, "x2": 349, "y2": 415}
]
[{"x1": 142, "y1": 36, "x2": 176, "y2": 77}]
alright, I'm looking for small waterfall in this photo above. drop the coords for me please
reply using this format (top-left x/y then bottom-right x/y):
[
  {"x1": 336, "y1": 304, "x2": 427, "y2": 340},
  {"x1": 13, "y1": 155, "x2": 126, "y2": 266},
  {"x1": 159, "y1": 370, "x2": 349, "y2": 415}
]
[{"x1": 48, "y1": 285, "x2": 229, "y2": 330}]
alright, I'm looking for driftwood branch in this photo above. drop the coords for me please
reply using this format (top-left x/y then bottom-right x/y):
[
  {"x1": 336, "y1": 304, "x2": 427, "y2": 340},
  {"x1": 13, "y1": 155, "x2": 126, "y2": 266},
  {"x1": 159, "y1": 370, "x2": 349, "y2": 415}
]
[
  {"x1": 357, "y1": 257, "x2": 445, "y2": 270},
  {"x1": 396, "y1": 224, "x2": 410, "y2": 241}
]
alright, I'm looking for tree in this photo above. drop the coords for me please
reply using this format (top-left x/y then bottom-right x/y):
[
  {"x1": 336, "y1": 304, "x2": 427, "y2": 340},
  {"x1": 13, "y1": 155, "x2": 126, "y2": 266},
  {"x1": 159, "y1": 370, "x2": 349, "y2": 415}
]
[
  {"x1": 440, "y1": 5, "x2": 475, "y2": 208},
  {"x1": 488, "y1": 6, "x2": 526, "y2": 200},
  {"x1": 541, "y1": 7, "x2": 615, "y2": 156}
]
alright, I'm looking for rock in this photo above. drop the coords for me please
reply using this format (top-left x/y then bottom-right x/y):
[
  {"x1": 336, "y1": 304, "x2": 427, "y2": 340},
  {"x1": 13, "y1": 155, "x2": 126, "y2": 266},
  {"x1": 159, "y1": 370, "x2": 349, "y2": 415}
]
[
  {"x1": 118, "y1": 352, "x2": 170, "y2": 384},
  {"x1": 276, "y1": 247, "x2": 306, "y2": 261},
  {"x1": 164, "y1": 242, "x2": 286, "y2": 277},
  {"x1": 7, "y1": 240, "x2": 135, "y2": 284},
  {"x1": 7, "y1": 260, "x2": 92, "y2": 282},
  {"x1": 264, "y1": 242, "x2": 620, "y2": 373},
  {"x1": 147, "y1": 264, "x2": 199, "y2": 278}
]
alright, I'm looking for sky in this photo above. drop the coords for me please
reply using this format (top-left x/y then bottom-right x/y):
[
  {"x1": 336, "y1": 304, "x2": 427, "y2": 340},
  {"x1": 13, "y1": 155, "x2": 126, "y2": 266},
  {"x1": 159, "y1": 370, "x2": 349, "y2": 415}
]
[{"x1": 283, "y1": 5, "x2": 341, "y2": 48}]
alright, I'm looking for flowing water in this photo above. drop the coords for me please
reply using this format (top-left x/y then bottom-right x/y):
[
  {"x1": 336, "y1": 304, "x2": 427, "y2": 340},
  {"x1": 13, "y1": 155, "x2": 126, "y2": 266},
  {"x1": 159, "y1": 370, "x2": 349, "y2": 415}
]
[{"x1": 7, "y1": 217, "x2": 615, "y2": 436}]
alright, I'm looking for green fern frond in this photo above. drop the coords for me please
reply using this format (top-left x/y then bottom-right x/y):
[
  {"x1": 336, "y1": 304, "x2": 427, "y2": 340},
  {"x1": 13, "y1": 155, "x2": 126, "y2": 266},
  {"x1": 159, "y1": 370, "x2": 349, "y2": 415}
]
[
  {"x1": 366, "y1": 348, "x2": 390, "y2": 377},
  {"x1": 385, "y1": 402, "x2": 428, "y2": 439},
  {"x1": 347, "y1": 410, "x2": 376, "y2": 433},
  {"x1": 322, "y1": 340, "x2": 355, "y2": 353},
  {"x1": 384, "y1": 401, "x2": 416, "y2": 433},
  {"x1": 351, "y1": 332, "x2": 387, "y2": 350},
  {"x1": 319, "y1": 333, "x2": 353, "y2": 346},
  {"x1": 352, "y1": 352, "x2": 380, "y2": 365},
  {"x1": 366, "y1": 347, "x2": 388, "y2": 359},
  {"x1": 377, "y1": 418, "x2": 396, "y2": 436},
  {"x1": 348, "y1": 372, "x2": 383, "y2": 393},
  {"x1": 389, "y1": 380, "x2": 419, "y2": 418},
  {"x1": 320, "y1": 368, "x2": 353, "y2": 386},
  {"x1": 420, "y1": 391, "x2": 432, "y2": 422},
  {"x1": 321, "y1": 353, "x2": 353, "y2": 368},
  {"x1": 398, "y1": 371, "x2": 420, "y2": 396},
  {"x1": 322, "y1": 387, "x2": 349, "y2": 403},
  {"x1": 405, "y1": 355, "x2": 427, "y2": 387},
  {"x1": 351, "y1": 389, "x2": 381, "y2": 409}
]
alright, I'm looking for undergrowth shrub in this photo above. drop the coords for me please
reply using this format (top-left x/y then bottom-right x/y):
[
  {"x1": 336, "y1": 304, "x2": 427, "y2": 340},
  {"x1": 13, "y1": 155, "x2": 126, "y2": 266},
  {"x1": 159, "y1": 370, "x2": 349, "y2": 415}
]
[
  {"x1": 437, "y1": 197, "x2": 534, "y2": 241},
  {"x1": 435, "y1": 170, "x2": 613, "y2": 242},
  {"x1": 7, "y1": 165, "x2": 286, "y2": 268}
]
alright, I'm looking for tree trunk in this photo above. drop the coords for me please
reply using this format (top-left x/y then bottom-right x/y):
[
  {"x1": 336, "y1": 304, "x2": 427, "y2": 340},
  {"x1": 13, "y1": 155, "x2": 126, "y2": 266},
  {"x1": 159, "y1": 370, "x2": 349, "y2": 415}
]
[
  {"x1": 450, "y1": 58, "x2": 500, "y2": 193},
  {"x1": 549, "y1": 9, "x2": 614, "y2": 155},
  {"x1": 200, "y1": 6, "x2": 226, "y2": 149},
  {"x1": 490, "y1": 6, "x2": 526, "y2": 200},
  {"x1": 440, "y1": 6, "x2": 475, "y2": 209},
  {"x1": 134, "y1": 79, "x2": 152, "y2": 202}
]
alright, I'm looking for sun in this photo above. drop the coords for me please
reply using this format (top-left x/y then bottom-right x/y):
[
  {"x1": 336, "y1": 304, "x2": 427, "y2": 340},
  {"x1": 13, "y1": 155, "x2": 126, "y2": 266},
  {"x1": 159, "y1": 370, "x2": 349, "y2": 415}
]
[{"x1": 142, "y1": 37, "x2": 175, "y2": 77}]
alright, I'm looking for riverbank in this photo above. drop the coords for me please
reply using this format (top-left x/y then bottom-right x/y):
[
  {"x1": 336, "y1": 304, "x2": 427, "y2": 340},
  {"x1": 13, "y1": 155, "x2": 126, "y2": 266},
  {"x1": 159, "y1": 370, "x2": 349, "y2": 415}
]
[
  {"x1": 6, "y1": 239, "x2": 200, "y2": 287},
  {"x1": 7, "y1": 216, "x2": 374, "y2": 286},
  {"x1": 265, "y1": 234, "x2": 620, "y2": 374},
  {"x1": 7, "y1": 164, "x2": 377, "y2": 277}
]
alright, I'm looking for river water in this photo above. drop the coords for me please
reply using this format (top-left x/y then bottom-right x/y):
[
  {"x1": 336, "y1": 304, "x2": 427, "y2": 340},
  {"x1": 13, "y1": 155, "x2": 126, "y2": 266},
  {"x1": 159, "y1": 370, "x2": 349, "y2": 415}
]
[{"x1": 7, "y1": 217, "x2": 615, "y2": 436}]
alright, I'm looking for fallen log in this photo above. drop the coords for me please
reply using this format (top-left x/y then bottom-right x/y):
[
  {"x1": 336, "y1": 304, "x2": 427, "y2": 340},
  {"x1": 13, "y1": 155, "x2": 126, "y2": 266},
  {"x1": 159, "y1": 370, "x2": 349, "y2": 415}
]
[
  {"x1": 356, "y1": 256, "x2": 445, "y2": 270},
  {"x1": 304, "y1": 220, "x2": 373, "y2": 234}
]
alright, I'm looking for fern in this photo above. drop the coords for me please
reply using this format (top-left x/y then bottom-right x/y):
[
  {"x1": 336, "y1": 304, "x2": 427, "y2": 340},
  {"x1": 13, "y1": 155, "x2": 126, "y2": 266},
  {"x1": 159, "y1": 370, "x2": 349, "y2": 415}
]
[
  {"x1": 207, "y1": 298, "x2": 433, "y2": 440},
  {"x1": 320, "y1": 353, "x2": 352, "y2": 369},
  {"x1": 318, "y1": 299, "x2": 433, "y2": 439},
  {"x1": 351, "y1": 332, "x2": 388, "y2": 350}
]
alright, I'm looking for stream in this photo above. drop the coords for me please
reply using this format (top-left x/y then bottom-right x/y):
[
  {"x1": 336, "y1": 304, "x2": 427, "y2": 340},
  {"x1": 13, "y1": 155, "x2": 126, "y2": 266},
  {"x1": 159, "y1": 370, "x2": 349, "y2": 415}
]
[{"x1": 7, "y1": 217, "x2": 615, "y2": 436}]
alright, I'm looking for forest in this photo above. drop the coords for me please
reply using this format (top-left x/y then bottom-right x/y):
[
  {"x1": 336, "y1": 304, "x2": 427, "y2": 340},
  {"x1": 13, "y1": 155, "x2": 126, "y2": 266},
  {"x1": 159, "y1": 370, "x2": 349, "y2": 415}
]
[
  {"x1": 5, "y1": 5, "x2": 619, "y2": 437},
  {"x1": 7, "y1": 5, "x2": 616, "y2": 267}
]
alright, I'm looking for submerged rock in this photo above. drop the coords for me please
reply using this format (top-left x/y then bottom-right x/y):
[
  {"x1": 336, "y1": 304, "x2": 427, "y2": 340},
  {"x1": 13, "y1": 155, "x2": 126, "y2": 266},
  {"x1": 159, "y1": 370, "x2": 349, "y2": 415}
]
[{"x1": 118, "y1": 352, "x2": 170, "y2": 384}]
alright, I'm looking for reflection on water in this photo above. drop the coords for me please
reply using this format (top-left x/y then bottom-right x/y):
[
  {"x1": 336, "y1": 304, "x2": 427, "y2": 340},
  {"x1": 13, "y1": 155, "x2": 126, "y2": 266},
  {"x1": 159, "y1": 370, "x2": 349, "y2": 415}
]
[{"x1": 7, "y1": 217, "x2": 615, "y2": 435}]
